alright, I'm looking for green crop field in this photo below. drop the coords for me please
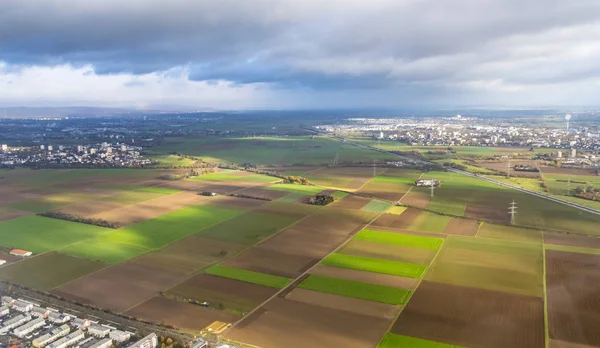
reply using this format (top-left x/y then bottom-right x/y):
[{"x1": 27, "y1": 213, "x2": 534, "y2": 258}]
[
  {"x1": 331, "y1": 191, "x2": 349, "y2": 200},
  {"x1": 198, "y1": 211, "x2": 298, "y2": 245},
  {"x1": 477, "y1": 223, "x2": 542, "y2": 243},
  {"x1": 354, "y1": 230, "x2": 443, "y2": 250},
  {"x1": 426, "y1": 199, "x2": 466, "y2": 216},
  {"x1": 188, "y1": 171, "x2": 276, "y2": 183},
  {"x1": 378, "y1": 334, "x2": 462, "y2": 348},
  {"x1": 265, "y1": 183, "x2": 325, "y2": 195},
  {"x1": 9, "y1": 192, "x2": 102, "y2": 213},
  {"x1": 386, "y1": 205, "x2": 407, "y2": 215},
  {"x1": 0, "y1": 215, "x2": 112, "y2": 253},
  {"x1": 97, "y1": 205, "x2": 243, "y2": 250},
  {"x1": 322, "y1": 253, "x2": 427, "y2": 278},
  {"x1": 298, "y1": 275, "x2": 410, "y2": 305},
  {"x1": 340, "y1": 240, "x2": 437, "y2": 264},
  {"x1": 361, "y1": 200, "x2": 392, "y2": 213},
  {"x1": 204, "y1": 265, "x2": 291, "y2": 289},
  {"x1": 408, "y1": 212, "x2": 452, "y2": 233},
  {"x1": 60, "y1": 240, "x2": 151, "y2": 264},
  {"x1": 145, "y1": 154, "x2": 198, "y2": 167}
]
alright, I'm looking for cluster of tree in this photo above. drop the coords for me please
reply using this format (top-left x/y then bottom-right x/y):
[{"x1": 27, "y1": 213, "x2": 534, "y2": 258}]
[
  {"x1": 159, "y1": 168, "x2": 216, "y2": 180},
  {"x1": 283, "y1": 175, "x2": 310, "y2": 185},
  {"x1": 574, "y1": 185, "x2": 600, "y2": 201},
  {"x1": 157, "y1": 335, "x2": 183, "y2": 348},
  {"x1": 308, "y1": 193, "x2": 334, "y2": 206},
  {"x1": 38, "y1": 211, "x2": 120, "y2": 229},
  {"x1": 228, "y1": 193, "x2": 272, "y2": 201}
]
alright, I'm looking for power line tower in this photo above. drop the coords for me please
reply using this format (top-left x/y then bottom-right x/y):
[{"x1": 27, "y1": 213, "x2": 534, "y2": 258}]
[
  {"x1": 509, "y1": 200, "x2": 517, "y2": 225},
  {"x1": 430, "y1": 180, "x2": 436, "y2": 198}
]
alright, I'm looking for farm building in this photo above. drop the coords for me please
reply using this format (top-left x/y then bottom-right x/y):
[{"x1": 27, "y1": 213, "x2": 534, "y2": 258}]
[
  {"x1": 0, "y1": 314, "x2": 31, "y2": 335},
  {"x1": 415, "y1": 179, "x2": 440, "y2": 187},
  {"x1": 0, "y1": 305, "x2": 9, "y2": 317},
  {"x1": 47, "y1": 329, "x2": 85, "y2": 348},
  {"x1": 32, "y1": 324, "x2": 70, "y2": 348},
  {"x1": 31, "y1": 306, "x2": 50, "y2": 318},
  {"x1": 200, "y1": 191, "x2": 217, "y2": 196},
  {"x1": 12, "y1": 300, "x2": 34, "y2": 312},
  {"x1": 129, "y1": 333, "x2": 158, "y2": 348},
  {"x1": 10, "y1": 249, "x2": 32, "y2": 257},
  {"x1": 109, "y1": 330, "x2": 131, "y2": 343},
  {"x1": 191, "y1": 338, "x2": 208, "y2": 348},
  {"x1": 88, "y1": 338, "x2": 113, "y2": 348},
  {"x1": 47, "y1": 311, "x2": 71, "y2": 324},
  {"x1": 87, "y1": 324, "x2": 110, "y2": 337},
  {"x1": 0, "y1": 259, "x2": 6, "y2": 266},
  {"x1": 14, "y1": 317, "x2": 45, "y2": 338}
]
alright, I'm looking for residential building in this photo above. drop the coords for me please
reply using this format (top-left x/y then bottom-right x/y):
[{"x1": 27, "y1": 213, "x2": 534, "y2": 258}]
[
  {"x1": 72, "y1": 318, "x2": 90, "y2": 328},
  {"x1": 14, "y1": 317, "x2": 45, "y2": 338},
  {"x1": 1, "y1": 296, "x2": 13, "y2": 306},
  {"x1": 76, "y1": 145, "x2": 84, "y2": 153},
  {"x1": 109, "y1": 330, "x2": 131, "y2": 343},
  {"x1": 31, "y1": 306, "x2": 50, "y2": 318},
  {"x1": 0, "y1": 305, "x2": 9, "y2": 317},
  {"x1": 571, "y1": 148, "x2": 577, "y2": 158},
  {"x1": 120, "y1": 144, "x2": 127, "y2": 152},
  {"x1": 47, "y1": 145, "x2": 53, "y2": 151},
  {"x1": 87, "y1": 324, "x2": 110, "y2": 337},
  {"x1": 129, "y1": 333, "x2": 158, "y2": 348},
  {"x1": 32, "y1": 324, "x2": 70, "y2": 348},
  {"x1": 12, "y1": 299, "x2": 34, "y2": 312},
  {"x1": 10, "y1": 249, "x2": 32, "y2": 257},
  {"x1": 88, "y1": 338, "x2": 112, "y2": 348},
  {"x1": 58, "y1": 145, "x2": 64, "y2": 151},
  {"x1": 1, "y1": 144, "x2": 7, "y2": 151},
  {"x1": 0, "y1": 314, "x2": 31, "y2": 334},
  {"x1": 90, "y1": 148, "x2": 97, "y2": 155},
  {"x1": 105, "y1": 147, "x2": 112, "y2": 154},
  {"x1": 40, "y1": 145, "x2": 45, "y2": 150},
  {"x1": 47, "y1": 312, "x2": 71, "y2": 324},
  {"x1": 191, "y1": 338, "x2": 208, "y2": 348},
  {"x1": 47, "y1": 329, "x2": 85, "y2": 348}
]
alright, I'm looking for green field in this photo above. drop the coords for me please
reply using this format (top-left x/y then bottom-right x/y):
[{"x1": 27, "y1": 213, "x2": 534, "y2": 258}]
[
  {"x1": 146, "y1": 154, "x2": 198, "y2": 167},
  {"x1": 188, "y1": 171, "x2": 276, "y2": 183},
  {"x1": 354, "y1": 230, "x2": 443, "y2": 250},
  {"x1": 378, "y1": 333, "x2": 462, "y2": 348},
  {"x1": 340, "y1": 240, "x2": 437, "y2": 265},
  {"x1": 265, "y1": 183, "x2": 325, "y2": 195},
  {"x1": 361, "y1": 200, "x2": 392, "y2": 213},
  {"x1": 9, "y1": 192, "x2": 101, "y2": 213},
  {"x1": 298, "y1": 275, "x2": 410, "y2": 305},
  {"x1": 0, "y1": 252, "x2": 107, "y2": 290},
  {"x1": 408, "y1": 212, "x2": 452, "y2": 233},
  {"x1": 426, "y1": 199, "x2": 466, "y2": 216},
  {"x1": 0, "y1": 215, "x2": 112, "y2": 253},
  {"x1": 332, "y1": 191, "x2": 349, "y2": 200},
  {"x1": 477, "y1": 223, "x2": 542, "y2": 243},
  {"x1": 204, "y1": 265, "x2": 291, "y2": 289},
  {"x1": 322, "y1": 253, "x2": 426, "y2": 278}
]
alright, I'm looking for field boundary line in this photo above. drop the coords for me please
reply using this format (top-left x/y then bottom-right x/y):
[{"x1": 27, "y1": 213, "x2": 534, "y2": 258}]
[
  {"x1": 542, "y1": 246, "x2": 549, "y2": 348},
  {"x1": 224, "y1": 208, "x2": 387, "y2": 333},
  {"x1": 474, "y1": 221, "x2": 484, "y2": 237},
  {"x1": 398, "y1": 172, "x2": 424, "y2": 204}
]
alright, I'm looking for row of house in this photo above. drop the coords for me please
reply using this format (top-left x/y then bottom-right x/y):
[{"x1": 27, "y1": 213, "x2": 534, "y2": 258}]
[{"x1": 32, "y1": 324, "x2": 70, "y2": 348}]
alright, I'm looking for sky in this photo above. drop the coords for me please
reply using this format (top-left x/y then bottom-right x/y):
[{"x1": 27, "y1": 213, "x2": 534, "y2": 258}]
[{"x1": 1, "y1": 0, "x2": 600, "y2": 109}]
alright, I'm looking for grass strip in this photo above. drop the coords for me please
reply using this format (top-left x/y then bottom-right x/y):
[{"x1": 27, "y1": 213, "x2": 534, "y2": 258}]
[
  {"x1": 205, "y1": 265, "x2": 291, "y2": 289},
  {"x1": 323, "y1": 253, "x2": 426, "y2": 278},
  {"x1": 355, "y1": 229, "x2": 443, "y2": 250}
]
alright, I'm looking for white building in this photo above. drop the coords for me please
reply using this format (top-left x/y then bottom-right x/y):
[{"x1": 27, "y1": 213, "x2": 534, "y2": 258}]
[
  {"x1": 120, "y1": 144, "x2": 127, "y2": 152},
  {"x1": 1, "y1": 296, "x2": 14, "y2": 306},
  {"x1": 72, "y1": 318, "x2": 90, "y2": 328},
  {"x1": 90, "y1": 148, "x2": 97, "y2": 155},
  {"x1": 571, "y1": 148, "x2": 577, "y2": 158},
  {"x1": 109, "y1": 330, "x2": 131, "y2": 343},
  {"x1": 31, "y1": 306, "x2": 50, "y2": 318},
  {"x1": 557, "y1": 151, "x2": 562, "y2": 158},
  {"x1": 10, "y1": 249, "x2": 32, "y2": 257},
  {"x1": 13, "y1": 299, "x2": 34, "y2": 312},
  {"x1": 191, "y1": 338, "x2": 209, "y2": 348},
  {"x1": 77, "y1": 145, "x2": 84, "y2": 153},
  {"x1": 47, "y1": 329, "x2": 85, "y2": 348},
  {"x1": 1, "y1": 144, "x2": 7, "y2": 151},
  {"x1": 40, "y1": 145, "x2": 45, "y2": 150},
  {"x1": 32, "y1": 324, "x2": 70, "y2": 348},
  {"x1": 0, "y1": 259, "x2": 6, "y2": 266},
  {"x1": 47, "y1": 311, "x2": 71, "y2": 324},
  {"x1": 105, "y1": 147, "x2": 112, "y2": 154},
  {"x1": 14, "y1": 317, "x2": 45, "y2": 338},
  {"x1": 0, "y1": 305, "x2": 9, "y2": 317},
  {"x1": 58, "y1": 145, "x2": 64, "y2": 151},
  {"x1": 47, "y1": 145, "x2": 54, "y2": 151},
  {"x1": 89, "y1": 338, "x2": 113, "y2": 348},
  {"x1": 87, "y1": 324, "x2": 110, "y2": 337},
  {"x1": 129, "y1": 333, "x2": 158, "y2": 348},
  {"x1": 0, "y1": 314, "x2": 31, "y2": 334}
]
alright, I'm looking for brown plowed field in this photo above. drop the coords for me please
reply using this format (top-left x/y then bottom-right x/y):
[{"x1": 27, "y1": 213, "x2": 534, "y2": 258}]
[
  {"x1": 544, "y1": 232, "x2": 600, "y2": 249},
  {"x1": 477, "y1": 160, "x2": 541, "y2": 178},
  {"x1": 550, "y1": 339, "x2": 598, "y2": 348},
  {"x1": 286, "y1": 288, "x2": 402, "y2": 319},
  {"x1": 57, "y1": 200, "x2": 125, "y2": 217},
  {"x1": 259, "y1": 227, "x2": 347, "y2": 258},
  {"x1": 224, "y1": 297, "x2": 391, "y2": 348},
  {"x1": 311, "y1": 265, "x2": 419, "y2": 289},
  {"x1": 200, "y1": 183, "x2": 247, "y2": 195},
  {"x1": 222, "y1": 246, "x2": 316, "y2": 278},
  {"x1": 330, "y1": 194, "x2": 371, "y2": 209},
  {"x1": 465, "y1": 204, "x2": 509, "y2": 223},
  {"x1": 52, "y1": 262, "x2": 187, "y2": 312},
  {"x1": 90, "y1": 192, "x2": 207, "y2": 226},
  {"x1": 125, "y1": 296, "x2": 239, "y2": 331},
  {"x1": 0, "y1": 207, "x2": 30, "y2": 221},
  {"x1": 541, "y1": 167, "x2": 598, "y2": 175},
  {"x1": 365, "y1": 226, "x2": 448, "y2": 239},
  {"x1": 443, "y1": 218, "x2": 480, "y2": 236},
  {"x1": 546, "y1": 250, "x2": 600, "y2": 346},
  {"x1": 166, "y1": 274, "x2": 276, "y2": 313},
  {"x1": 339, "y1": 239, "x2": 437, "y2": 264},
  {"x1": 401, "y1": 192, "x2": 431, "y2": 208},
  {"x1": 371, "y1": 208, "x2": 421, "y2": 229},
  {"x1": 357, "y1": 180, "x2": 407, "y2": 201},
  {"x1": 392, "y1": 281, "x2": 544, "y2": 348},
  {"x1": 236, "y1": 187, "x2": 289, "y2": 200},
  {"x1": 211, "y1": 195, "x2": 268, "y2": 209},
  {"x1": 130, "y1": 236, "x2": 245, "y2": 275}
]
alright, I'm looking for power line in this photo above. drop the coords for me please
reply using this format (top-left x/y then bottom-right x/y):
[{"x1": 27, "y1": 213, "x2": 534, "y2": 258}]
[{"x1": 509, "y1": 199, "x2": 517, "y2": 225}]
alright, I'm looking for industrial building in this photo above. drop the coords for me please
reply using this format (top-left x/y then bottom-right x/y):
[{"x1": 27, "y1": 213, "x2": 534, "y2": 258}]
[
  {"x1": 87, "y1": 324, "x2": 110, "y2": 338},
  {"x1": 14, "y1": 317, "x2": 46, "y2": 338},
  {"x1": 88, "y1": 338, "x2": 112, "y2": 348},
  {"x1": 0, "y1": 314, "x2": 32, "y2": 334},
  {"x1": 129, "y1": 333, "x2": 158, "y2": 348},
  {"x1": 109, "y1": 330, "x2": 131, "y2": 343},
  {"x1": 47, "y1": 329, "x2": 85, "y2": 348},
  {"x1": 32, "y1": 324, "x2": 70, "y2": 348}
]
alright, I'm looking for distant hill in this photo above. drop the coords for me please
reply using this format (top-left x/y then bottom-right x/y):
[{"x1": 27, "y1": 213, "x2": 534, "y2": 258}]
[{"x1": 0, "y1": 106, "x2": 204, "y2": 118}]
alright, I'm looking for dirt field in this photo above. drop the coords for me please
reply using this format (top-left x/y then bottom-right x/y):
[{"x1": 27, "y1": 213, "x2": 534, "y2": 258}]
[
  {"x1": 57, "y1": 200, "x2": 125, "y2": 217},
  {"x1": 544, "y1": 232, "x2": 600, "y2": 249},
  {"x1": 550, "y1": 340, "x2": 597, "y2": 348},
  {"x1": 211, "y1": 195, "x2": 268, "y2": 209},
  {"x1": 90, "y1": 191, "x2": 208, "y2": 226},
  {"x1": 371, "y1": 208, "x2": 421, "y2": 229},
  {"x1": 339, "y1": 239, "x2": 437, "y2": 265},
  {"x1": 286, "y1": 288, "x2": 402, "y2": 319},
  {"x1": 130, "y1": 235, "x2": 245, "y2": 275},
  {"x1": 476, "y1": 160, "x2": 541, "y2": 178},
  {"x1": 259, "y1": 226, "x2": 348, "y2": 259},
  {"x1": 125, "y1": 296, "x2": 239, "y2": 331},
  {"x1": 541, "y1": 167, "x2": 599, "y2": 176},
  {"x1": 392, "y1": 281, "x2": 544, "y2": 348},
  {"x1": 546, "y1": 250, "x2": 600, "y2": 346},
  {"x1": 224, "y1": 297, "x2": 392, "y2": 348},
  {"x1": 465, "y1": 204, "x2": 509, "y2": 223},
  {"x1": 310, "y1": 264, "x2": 419, "y2": 289},
  {"x1": 236, "y1": 187, "x2": 289, "y2": 200},
  {"x1": 443, "y1": 218, "x2": 480, "y2": 236},
  {"x1": 0, "y1": 207, "x2": 30, "y2": 221},
  {"x1": 166, "y1": 274, "x2": 277, "y2": 314},
  {"x1": 401, "y1": 192, "x2": 431, "y2": 208},
  {"x1": 222, "y1": 246, "x2": 317, "y2": 278},
  {"x1": 52, "y1": 262, "x2": 187, "y2": 312},
  {"x1": 357, "y1": 180, "x2": 406, "y2": 201},
  {"x1": 330, "y1": 195, "x2": 372, "y2": 210}
]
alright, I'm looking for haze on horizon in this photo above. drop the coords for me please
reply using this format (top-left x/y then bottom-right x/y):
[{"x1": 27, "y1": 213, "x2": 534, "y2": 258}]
[{"x1": 1, "y1": 0, "x2": 600, "y2": 110}]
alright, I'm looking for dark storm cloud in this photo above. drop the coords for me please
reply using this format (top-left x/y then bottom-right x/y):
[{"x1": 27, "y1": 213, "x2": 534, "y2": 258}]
[{"x1": 1, "y1": 0, "x2": 600, "y2": 99}]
